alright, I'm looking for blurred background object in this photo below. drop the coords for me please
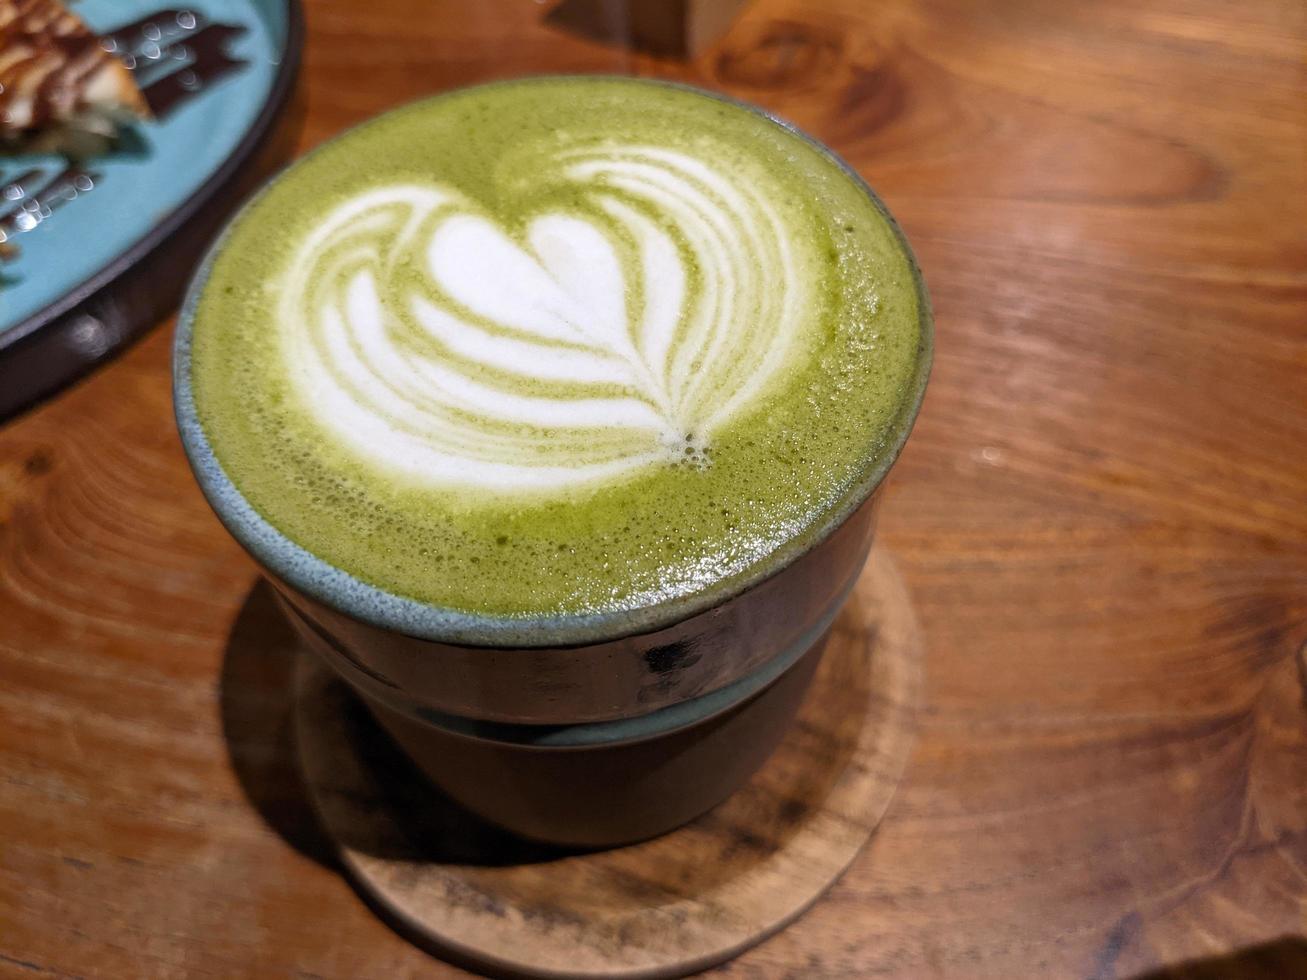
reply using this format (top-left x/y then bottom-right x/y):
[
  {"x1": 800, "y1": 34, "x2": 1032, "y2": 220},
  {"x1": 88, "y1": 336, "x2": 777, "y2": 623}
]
[{"x1": 547, "y1": 0, "x2": 749, "y2": 56}]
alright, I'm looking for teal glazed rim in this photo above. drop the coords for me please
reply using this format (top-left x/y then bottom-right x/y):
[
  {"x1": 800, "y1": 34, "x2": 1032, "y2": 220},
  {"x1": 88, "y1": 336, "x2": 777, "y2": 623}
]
[{"x1": 173, "y1": 75, "x2": 934, "y2": 651}]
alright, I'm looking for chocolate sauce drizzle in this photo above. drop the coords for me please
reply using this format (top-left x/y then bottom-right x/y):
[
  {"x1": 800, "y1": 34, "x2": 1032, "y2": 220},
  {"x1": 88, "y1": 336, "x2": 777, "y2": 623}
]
[
  {"x1": 0, "y1": 165, "x2": 97, "y2": 241},
  {"x1": 105, "y1": 9, "x2": 250, "y2": 119}
]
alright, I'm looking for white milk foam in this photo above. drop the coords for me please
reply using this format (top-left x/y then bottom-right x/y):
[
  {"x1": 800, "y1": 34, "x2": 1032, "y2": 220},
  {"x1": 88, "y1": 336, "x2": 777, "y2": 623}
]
[{"x1": 277, "y1": 145, "x2": 815, "y2": 491}]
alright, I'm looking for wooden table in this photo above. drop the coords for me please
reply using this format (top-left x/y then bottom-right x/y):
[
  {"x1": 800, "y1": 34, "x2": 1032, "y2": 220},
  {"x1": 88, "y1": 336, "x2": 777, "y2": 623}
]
[{"x1": 3, "y1": 0, "x2": 1305, "y2": 975}]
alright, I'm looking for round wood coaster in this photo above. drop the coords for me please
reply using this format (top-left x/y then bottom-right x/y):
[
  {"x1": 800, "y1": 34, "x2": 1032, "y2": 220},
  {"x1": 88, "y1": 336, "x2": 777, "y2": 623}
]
[{"x1": 294, "y1": 548, "x2": 923, "y2": 979}]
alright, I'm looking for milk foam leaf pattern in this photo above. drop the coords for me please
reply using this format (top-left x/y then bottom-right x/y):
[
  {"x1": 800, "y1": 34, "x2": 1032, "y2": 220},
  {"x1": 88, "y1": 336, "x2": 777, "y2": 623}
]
[{"x1": 279, "y1": 144, "x2": 815, "y2": 491}]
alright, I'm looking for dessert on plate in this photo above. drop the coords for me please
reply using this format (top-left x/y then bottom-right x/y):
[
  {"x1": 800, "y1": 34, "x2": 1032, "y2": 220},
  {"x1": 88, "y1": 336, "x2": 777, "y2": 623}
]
[{"x1": 0, "y1": 0, "x2": 149, "y2": 155}]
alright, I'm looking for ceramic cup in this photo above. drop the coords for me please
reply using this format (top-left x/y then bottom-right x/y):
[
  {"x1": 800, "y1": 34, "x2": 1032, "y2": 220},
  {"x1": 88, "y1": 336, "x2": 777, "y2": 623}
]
[{"x1": 173, "y1": 85, "x2": 932, "y2": 849}]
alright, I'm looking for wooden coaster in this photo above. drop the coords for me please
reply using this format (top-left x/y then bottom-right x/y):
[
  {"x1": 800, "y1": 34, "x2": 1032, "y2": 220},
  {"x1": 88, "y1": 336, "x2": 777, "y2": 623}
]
[{"x1": 295, "y1": 548, "x2": 923, "y2": 979}]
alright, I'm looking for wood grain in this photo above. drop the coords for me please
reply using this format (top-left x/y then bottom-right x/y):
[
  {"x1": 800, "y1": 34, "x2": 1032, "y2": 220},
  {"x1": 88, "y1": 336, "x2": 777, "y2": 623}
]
[
  {"x1": 295, "y1": 549, "x2": 919, "y2": 980},
  {"x1": 2, "y1": 0, "x2": 1306, "y2": 976}
]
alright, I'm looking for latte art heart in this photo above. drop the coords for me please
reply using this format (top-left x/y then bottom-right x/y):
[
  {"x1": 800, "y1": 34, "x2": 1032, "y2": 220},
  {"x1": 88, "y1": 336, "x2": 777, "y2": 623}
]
[{"x1": 279, "y1": 146, "x2": 816, "y2": 490}]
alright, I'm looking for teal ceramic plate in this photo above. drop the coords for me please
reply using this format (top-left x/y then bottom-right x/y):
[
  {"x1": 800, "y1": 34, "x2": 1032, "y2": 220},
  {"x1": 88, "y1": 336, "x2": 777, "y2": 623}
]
[{"x1": 0, "y1": 0, "x2": 301, "y2": 419}]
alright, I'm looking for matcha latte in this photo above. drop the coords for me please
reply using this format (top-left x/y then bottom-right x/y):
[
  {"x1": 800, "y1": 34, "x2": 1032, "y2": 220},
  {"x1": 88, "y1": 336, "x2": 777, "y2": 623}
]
[{"x1": 186, "y1": 78, "x2": 928, "y2": 618}]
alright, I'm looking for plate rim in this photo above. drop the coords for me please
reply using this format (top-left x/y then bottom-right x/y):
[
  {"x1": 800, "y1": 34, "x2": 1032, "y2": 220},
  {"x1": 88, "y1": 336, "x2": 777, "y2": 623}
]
[{"x1": 0, "y1": 0, "x2": 305, "y2": 355}]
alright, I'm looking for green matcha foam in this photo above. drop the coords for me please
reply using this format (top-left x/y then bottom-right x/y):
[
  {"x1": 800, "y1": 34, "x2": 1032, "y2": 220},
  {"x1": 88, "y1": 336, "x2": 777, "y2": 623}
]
[{"x1": 189, "y1": 77, "x2": 927, "y2": 617}]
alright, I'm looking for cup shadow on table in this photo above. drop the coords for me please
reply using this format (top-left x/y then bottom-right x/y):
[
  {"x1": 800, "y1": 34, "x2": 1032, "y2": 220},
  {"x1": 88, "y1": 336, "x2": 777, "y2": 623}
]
[
  {"x1": 219, "y1": 579, "x2": 569, "y2": 872},
  {"x1": 311, "y1": 660, "x2": 574, "y2": 868},
  {"x1": 219, "y1": 579, "x2": 338, "y2": 869}
]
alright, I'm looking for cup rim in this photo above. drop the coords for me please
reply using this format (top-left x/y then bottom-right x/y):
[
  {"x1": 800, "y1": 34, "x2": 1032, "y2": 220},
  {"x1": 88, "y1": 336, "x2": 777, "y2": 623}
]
[{"x1": 173, "y1": 74, "x2": 934, "y2": 650}]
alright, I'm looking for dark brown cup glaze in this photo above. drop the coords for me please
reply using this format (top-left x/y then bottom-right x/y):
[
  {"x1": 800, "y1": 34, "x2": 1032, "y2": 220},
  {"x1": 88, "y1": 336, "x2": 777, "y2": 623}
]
[
  {"x1": 365, "y1": 634, "x2": 829, "y2": 849},
  {"x1": 272, "y1": 497, "x2": 876, "y2": 846}
]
